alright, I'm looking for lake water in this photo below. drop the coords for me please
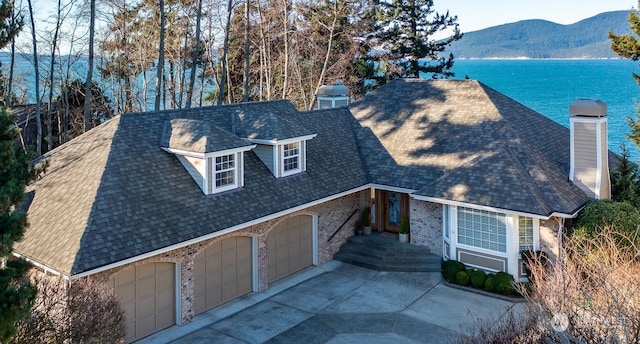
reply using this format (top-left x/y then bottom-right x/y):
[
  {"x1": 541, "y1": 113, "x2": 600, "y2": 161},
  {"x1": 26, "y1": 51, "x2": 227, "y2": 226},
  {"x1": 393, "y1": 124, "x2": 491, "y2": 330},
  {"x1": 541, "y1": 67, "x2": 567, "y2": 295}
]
[{"x1": 450, "y1": 59, "x2": 640, "y2": 159}]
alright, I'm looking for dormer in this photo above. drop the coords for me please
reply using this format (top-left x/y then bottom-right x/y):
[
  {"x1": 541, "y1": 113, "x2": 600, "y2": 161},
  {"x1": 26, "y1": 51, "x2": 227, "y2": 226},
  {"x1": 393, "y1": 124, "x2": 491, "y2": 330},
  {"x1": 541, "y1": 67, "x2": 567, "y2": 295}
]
[
  {"x1": 317, "y1": 84, "x2": 349, "y2": 109},
  {"x1": 233, "y1": 112, "x2": 316, "y2": 178},
  {"x1": 161, "y1": 118, "x2": 255, "y2": 195}
]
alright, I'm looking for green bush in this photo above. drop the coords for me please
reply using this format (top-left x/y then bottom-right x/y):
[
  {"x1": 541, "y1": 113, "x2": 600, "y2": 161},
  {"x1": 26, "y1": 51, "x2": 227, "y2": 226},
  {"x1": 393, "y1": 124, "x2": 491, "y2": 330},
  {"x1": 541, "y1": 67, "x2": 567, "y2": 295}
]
[
  {"x1": 441, "y1": 260, "x2": 465, "y2": 282},
  {"x1": 455, "y1": 271, "x2": 470, "y2": 286},
  {"x1": 494, "y1": 272, "x2": 515, "y2": 295},
  {"x1": 470, "y1": 270, "x2": 487, "y2": 288},
  {"x1": 466, "y1": 268, "x2": 475, "y2": 276},
  {"x1": 573, "y1": 200, "x2": 640, "y2": 239},
  {"x1": 485, "y1": 274, "x2": 496, "y2": 292}
]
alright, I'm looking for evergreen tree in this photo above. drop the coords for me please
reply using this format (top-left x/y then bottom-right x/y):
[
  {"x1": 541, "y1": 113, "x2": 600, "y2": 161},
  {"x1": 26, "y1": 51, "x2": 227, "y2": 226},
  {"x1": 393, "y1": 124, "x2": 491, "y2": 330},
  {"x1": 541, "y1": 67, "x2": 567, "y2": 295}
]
[
  {"x1": 368, "y1": 0, "x2": 462, "y2": 80},
  {"x1": 611, "y1": 144, "x2": 640, "y2": 207},
  {"x1": 0, "y1": 108, "x2": 37, "y2": 342}
]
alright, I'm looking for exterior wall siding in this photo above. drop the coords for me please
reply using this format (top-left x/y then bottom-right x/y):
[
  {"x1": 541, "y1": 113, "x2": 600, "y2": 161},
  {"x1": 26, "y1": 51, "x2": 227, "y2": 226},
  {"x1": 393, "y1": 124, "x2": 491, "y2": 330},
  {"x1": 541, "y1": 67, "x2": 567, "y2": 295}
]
[
  {"x1": 91, "y1": 192, "x2": 360, "y2": 325},
  {"x1": 409, "y1": 198, "x2": 442, "y2": 255},
  {"x1": 252, "y1": 144, "x2": 275, "y2": 175},
  {"x1": 539, "y1": 217, "x2": 562, "y2": 261}
]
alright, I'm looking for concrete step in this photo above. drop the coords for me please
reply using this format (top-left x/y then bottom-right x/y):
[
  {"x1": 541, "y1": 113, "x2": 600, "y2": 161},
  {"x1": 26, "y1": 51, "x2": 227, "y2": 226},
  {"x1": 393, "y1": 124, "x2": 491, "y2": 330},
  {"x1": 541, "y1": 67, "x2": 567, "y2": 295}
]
[
  {"x1": 334, "y1": 232, "x2": 442, "y2": 272},
  {"x1": 333, "y1": 252, "x2": 441, "y2": 272}
]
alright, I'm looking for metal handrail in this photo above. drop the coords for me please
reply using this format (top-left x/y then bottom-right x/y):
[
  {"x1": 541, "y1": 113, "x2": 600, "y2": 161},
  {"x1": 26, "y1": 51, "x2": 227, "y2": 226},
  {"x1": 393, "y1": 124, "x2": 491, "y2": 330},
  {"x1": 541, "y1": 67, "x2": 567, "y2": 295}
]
[{"x1": 327, "y1": 208, "x2": 358, "y2": 242}]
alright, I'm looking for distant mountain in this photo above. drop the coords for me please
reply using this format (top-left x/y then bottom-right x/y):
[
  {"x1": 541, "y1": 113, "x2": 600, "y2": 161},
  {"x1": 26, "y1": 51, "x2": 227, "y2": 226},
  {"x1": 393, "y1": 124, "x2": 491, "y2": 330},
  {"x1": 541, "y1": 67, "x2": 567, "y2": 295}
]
[{"x1": 448, "y1": 11, "x2": 633, "y2": 59}]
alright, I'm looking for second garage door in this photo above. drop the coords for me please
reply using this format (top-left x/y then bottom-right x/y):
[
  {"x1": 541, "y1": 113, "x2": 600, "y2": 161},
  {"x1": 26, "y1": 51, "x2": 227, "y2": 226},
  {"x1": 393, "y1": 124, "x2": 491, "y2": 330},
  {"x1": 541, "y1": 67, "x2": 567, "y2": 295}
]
[
  {"x1": 268, "y1": 215, "x2": 313, "y2": 284},
  {"x1": 193, "y1": 236, "x2": 253, "y2": 315}
]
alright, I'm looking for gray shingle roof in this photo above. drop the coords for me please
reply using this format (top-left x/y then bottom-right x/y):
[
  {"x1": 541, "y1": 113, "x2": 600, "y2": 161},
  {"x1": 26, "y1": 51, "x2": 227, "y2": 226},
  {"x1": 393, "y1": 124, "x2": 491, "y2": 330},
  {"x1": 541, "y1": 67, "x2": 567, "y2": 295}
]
[
  {"x1": 15, "y1": 79, "x2": 603, "y2": 276},
  {"x1": 233, "y1": 111, "x2": 315, "y2": 141},
  {"x1": 14, "y1": 100, "x2": 368, "y2": 275},
  {"x1": 161, "y1": 118, "x2": 252, "y2": 153},
  {"x1": 349, "y1": 79, "x2": 593, "y2": 216}
]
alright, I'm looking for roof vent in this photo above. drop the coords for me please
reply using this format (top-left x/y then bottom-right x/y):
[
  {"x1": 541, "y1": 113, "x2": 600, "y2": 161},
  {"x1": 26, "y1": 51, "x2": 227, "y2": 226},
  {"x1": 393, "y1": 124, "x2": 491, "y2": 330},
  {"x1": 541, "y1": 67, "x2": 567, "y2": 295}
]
[{"x1": 317, "y1": 85, "x2": 349, "y2": 109}]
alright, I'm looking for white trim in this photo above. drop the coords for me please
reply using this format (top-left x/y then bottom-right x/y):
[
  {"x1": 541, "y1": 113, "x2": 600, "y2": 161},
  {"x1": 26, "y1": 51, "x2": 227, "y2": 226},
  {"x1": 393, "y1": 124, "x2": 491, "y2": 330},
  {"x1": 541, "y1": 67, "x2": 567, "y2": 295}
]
[
  {"x1": 312, "y1": 214, "x2": 319, "y2": 266},
  {"x1": 594, "y1": 120, "x2": 603, "y2": 199},
  {"x1": 281, "y1": 142, "x2": 302, "y2": 177},
  {"x1": 162, "y1": 145, "x2": 255, "y2": 159},
  {"x1": 12, "y1": 252, "x2": 69, "y2": 279},
  {"x1": 569, "y1": 119, "x2": 575, "y2": 181},
  {"x1": 506, "y1": 215, "x2": 518, "y2": 276},
  {"x1": 174, "y1": 262, "x2": 182, "y2": 326},
  {"x1": 252, "y1": 237, "x2": 258, "y2": 292},
  {"x1": 247, "y1": 134, "x2": 317, "y2": 145},
  {"x1": 370, "y1": 184, "x2": 416, "y2": 194},
  {"x1": 272, "y1": 145, "x2": 279, "y2": 177},
  {"x1": 69, "y1": 184, "x2": 370, "y2": 279},
  {"x1": 570, "y1": 117, "x2": 608, "y2": 124}
]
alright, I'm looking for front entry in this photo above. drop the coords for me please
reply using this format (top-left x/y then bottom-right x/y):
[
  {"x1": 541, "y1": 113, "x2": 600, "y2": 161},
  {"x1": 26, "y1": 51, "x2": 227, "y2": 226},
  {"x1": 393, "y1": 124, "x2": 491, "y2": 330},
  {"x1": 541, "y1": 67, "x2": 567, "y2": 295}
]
[{"x1": 374, "y1": 190, "x2": 409, "y2": 233}]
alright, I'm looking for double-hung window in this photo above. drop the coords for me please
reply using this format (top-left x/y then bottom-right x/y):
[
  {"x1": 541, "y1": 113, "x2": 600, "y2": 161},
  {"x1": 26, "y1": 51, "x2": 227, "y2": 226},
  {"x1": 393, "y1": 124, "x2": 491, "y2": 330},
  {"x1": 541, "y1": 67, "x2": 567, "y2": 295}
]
[
  {"x1": 519, "y1": 216, "x2": 534, "y2": 251},
  {"x1": 457, "y1": 207, "x2": 507, "y2": 253},
  {"x1": 282, "y1": 142, "x2": 300, "y2": 175},
  {"x1": 215, "y1": 154, "x2": 236, "y2": 189}
]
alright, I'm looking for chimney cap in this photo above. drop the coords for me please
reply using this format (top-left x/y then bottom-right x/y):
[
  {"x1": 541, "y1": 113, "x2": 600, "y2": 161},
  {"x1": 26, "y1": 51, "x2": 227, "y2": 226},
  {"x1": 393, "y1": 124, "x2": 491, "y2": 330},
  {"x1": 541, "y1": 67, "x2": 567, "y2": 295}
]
[
  {"x1": 569, "y1": 99, "x2": 607, "y2": 117},
  {"x1": 317, "y1": 84, "x2": 349, "y2": 97}
]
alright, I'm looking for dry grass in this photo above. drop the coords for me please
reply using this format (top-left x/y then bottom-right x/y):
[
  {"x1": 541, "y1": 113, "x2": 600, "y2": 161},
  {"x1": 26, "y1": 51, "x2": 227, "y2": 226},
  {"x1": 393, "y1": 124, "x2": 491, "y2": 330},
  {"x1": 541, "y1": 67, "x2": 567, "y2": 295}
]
[{"x1": 461, "y1": 227, "x2": 640, "y2": 344}]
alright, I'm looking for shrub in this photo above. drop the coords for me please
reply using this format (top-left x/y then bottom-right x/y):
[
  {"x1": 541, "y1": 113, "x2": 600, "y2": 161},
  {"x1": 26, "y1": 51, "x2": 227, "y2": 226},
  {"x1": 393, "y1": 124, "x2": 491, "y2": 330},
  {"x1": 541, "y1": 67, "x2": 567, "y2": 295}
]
[
  {"x1": 13, "y1": 273, "x2": 126, "y2": 343},
  {"x1": 572, "y1": 199, "x2": 640, "y2": 240},
  {"x1": 470, "y1": 270, "x2": 487, "y2": 288},
  {"x1": 485, "y1": 274, "x2": 496, "y2": 292},
  {"x1": 455, "y1": 271, "x2": 470, "y2": 286},
  {"x1": 442, "y1": 259, "x2": 465, "y2": 282},
  {"x1": 494, "y1": 272, "x2": 515, "y2": 295},
  {"x1": 466, "y1": 268, "x2": 476, "y2": 276}
]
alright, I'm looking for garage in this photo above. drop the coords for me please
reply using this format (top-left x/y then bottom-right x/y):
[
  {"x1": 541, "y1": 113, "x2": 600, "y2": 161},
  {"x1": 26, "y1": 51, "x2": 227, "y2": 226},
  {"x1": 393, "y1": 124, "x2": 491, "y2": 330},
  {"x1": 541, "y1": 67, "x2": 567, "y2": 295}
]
[
  {"x1": 108, "y1": 262, "x2": 175, "y2": 343},
  {"x1": 193, "y1": 236, "x2": 253, "y2": 315},
  {"x1": 268, "y1": 215, "x2": 314, "y2": 284}
]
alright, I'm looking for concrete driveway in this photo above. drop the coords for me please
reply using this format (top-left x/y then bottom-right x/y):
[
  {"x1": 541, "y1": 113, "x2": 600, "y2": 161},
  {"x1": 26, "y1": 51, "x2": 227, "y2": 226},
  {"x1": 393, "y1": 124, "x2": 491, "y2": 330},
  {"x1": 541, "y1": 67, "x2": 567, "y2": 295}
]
[{"x1": 139, "y1": 261, "x2": 525, "y2": 344}]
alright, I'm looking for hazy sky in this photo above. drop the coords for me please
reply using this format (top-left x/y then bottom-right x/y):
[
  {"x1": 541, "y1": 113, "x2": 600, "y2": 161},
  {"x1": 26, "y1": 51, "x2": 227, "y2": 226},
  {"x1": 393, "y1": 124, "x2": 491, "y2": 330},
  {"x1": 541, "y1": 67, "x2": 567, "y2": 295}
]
[{"x1": 433, "y1": 0, "x2": 637, "y2": 35}]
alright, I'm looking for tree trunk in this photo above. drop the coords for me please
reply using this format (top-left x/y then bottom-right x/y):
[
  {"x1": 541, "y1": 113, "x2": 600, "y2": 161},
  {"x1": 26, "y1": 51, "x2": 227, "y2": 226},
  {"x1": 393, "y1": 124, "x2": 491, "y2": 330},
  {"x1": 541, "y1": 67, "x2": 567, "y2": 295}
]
[
  {"x1": 308, "y1": 1, "x2": 338, "y2": 110},
  {"x1": 281, "y1": 0, "x2": 289, "y2": 99},
  {"x1": 27, "y1": 0, "x2": 41, "y2": 156},
  {"x1": 217, "y1": 0, "x2": 233, "y2": 105},
  {"x1": 46, "y1": 0, "x2": 62, "y2": 151},
  {"x1": 83, "y1": 0, "x2": 95, "y2": 132},
  {"x1": 6, "y1": 6, "x2": 17, "y2": 106},
  {"x1": 241, "y1": 0, "x2": 250, "y2": 102},
  {"x1": 154, "y1": 0, "x2": 165, "y2": 112},
  {"x1": 186, "y1": 0, "x2": 202, "y2": 109}
]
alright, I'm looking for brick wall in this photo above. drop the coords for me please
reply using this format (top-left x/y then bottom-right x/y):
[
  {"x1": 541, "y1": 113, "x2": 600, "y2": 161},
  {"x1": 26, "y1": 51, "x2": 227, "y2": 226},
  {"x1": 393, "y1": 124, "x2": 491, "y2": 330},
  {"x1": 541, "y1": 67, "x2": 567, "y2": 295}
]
[
  {"x1": 409, "y1": 198, "x2": 442, "y2": 255},
  {"x1": 91, "y1": 192, "x2": 359, "y2": 325}
]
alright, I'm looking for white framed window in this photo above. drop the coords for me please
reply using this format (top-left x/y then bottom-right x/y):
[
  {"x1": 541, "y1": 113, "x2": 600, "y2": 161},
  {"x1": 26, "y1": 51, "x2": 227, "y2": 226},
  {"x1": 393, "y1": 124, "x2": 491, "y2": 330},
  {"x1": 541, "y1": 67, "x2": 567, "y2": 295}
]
[
  {"x1": 519, "y1": 216, "x2": 534, "y2": 251},
  {"x1": 282, "y1": 142, "x2": 300, "y2": 175},
  {"x1": 457, "y1": 207, "x2": 507, "y2": 253},
  {"x1": 443, "y1": 205, "x2": 450, "y2": 240},
  {"x1": 215, "y1": 154, "x2": 236, "y2": 190}
]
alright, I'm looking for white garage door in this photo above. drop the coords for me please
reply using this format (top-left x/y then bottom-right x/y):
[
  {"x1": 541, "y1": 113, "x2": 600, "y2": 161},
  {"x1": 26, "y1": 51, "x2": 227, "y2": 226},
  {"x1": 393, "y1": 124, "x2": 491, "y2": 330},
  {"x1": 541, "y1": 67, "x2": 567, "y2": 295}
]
[
  {"x1": 193, "y1": 236, "x2": 253, "y2": 315},
  {"x1": 268, "y1": 215, "x2": 313, "y2": 284},
  {"x1": 109, "y1": 262, "x2": 175, "y2": 343}
]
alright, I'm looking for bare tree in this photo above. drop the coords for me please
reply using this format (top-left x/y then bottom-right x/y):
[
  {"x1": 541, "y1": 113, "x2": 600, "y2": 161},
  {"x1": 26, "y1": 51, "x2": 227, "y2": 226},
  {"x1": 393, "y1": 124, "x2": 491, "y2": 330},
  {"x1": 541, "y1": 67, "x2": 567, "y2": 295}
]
[
  {"x1": 83, "y1": 0, "x2": 95, "y2": 131},
  {"x1": 26, "y1": 0, "x2": 41, "y2": 156},
  {"x1": 185, "y1": 0, "x2": 202, "y2": 109},
  {"x1": 241, "y1": 0, "x2": 249, "y2": 102},
  {"x1": 154, "y1": 0, "x2": 165, "y2": 111},
  {"x1": 216, "y1": 0, "x2": 233, "y2": 105}
]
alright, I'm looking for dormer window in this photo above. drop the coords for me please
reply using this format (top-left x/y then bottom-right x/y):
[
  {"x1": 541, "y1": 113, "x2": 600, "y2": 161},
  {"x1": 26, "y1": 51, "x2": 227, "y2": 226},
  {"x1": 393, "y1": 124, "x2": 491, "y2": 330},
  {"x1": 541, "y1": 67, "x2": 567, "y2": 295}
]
[
  {"x1": 161, "y1": 118, "x2": 255, "y2": 195},
  {"x1": 215, "y1": 154, "x2": 236, "y2": 190},
  {"x1": 282, "y1": 142, "x2": 300, "y2": 176}
]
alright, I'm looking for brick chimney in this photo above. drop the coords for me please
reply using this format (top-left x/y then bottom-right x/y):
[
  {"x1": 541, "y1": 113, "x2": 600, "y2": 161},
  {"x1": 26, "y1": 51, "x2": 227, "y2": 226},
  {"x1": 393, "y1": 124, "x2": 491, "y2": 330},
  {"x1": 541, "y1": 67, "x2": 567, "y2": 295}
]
[
  {"x1": 317, "y1": 85, "x2": 349, "y2": 109},
  {"x1": 569, "y1": 99, "x2": 610, "y2": 199}
]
